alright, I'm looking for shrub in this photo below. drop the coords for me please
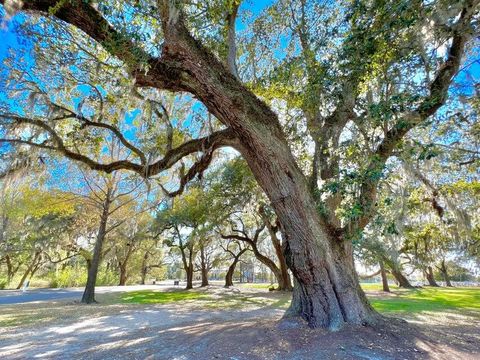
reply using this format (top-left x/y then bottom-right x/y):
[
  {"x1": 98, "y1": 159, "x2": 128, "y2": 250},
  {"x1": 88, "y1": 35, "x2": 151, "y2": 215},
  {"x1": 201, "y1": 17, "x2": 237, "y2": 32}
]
[
  {"x1": 0, "y1": 277, "x2": 8, "y2": 290},
  {"x1": 49, "y1": 268, "x2": 87, "y2": 288},
  {"x1": 96, "y1": 269, "x2": 118, "y2": 286}
]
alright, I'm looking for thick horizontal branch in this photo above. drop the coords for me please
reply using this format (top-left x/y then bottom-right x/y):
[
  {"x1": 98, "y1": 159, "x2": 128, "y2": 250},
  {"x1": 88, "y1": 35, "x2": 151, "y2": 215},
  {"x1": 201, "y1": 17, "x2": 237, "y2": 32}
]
[
  {"x1": 0, "y1": 113, "x2": 237, "y2": 177},
  {"x1": 1, "y1": 0, "x2": 182, "y2": 91},
  {"x1": 146, "y1": 128, "x2": 237, "y2": 176}
]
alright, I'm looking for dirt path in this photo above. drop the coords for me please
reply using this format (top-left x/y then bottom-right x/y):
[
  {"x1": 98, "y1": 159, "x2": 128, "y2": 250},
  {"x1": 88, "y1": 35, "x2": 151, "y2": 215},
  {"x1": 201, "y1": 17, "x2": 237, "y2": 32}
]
[{"x1": 1, "y1": 287, "x2": 479, "y2": 360}]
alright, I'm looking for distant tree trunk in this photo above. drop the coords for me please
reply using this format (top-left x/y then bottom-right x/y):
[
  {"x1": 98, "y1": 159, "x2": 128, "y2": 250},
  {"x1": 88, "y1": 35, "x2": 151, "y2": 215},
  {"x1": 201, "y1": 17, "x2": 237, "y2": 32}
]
[
  {"x1": 226, "y1": 231, "x2": 290, "y2": 291},
  {"x1": 5, "y1": 255, "x2": 21, "y2": 285},
  {"x1": 250, "y1": 242, "x2": 287, "y2": 290},
  {"x1": 258, "y1": 206, "x2": 292, "y2": 291},
  {"x1": 225, "y1": 248, "x2": 247, "y2": 288},
  {"x1": 379, "y1": 260, "x2": 390, "y2": 292},
  {"x1": 425, "y1": 266, "x2": 439, "y2": 287},
  {"x1": 82, "y1": 192, "x2": 111, "y2": 304},
  {"x1": 268, "y1": 227, "x2": 292, "y2": 291},
  {"x1": 390, "y1": 268, "x2": 414, "y2": 288},
  {"x1": 118, "y1": 264, "x2": 127, "y2": 286},
  {"x1": 439, "y1": 259, "x2": 453, "y2": 287},
  {"x1": 140, "y1": 251, "x2": 149, "y2": 285},
  {"x1": 179, "y1": 242, "x2": 194, "y2": 290},
  {"x1": 185, "y1": 264, "x2": 193, "y2": 290},
  {"x1": 118, "y1": 244, "x2": 134, "y2": 286},
  {"x1": 16, "y1": 251, "x2": 41, "y2": 289},
  {"x1": 199, "y1": 245, "x2": 209, "y2": 287}
]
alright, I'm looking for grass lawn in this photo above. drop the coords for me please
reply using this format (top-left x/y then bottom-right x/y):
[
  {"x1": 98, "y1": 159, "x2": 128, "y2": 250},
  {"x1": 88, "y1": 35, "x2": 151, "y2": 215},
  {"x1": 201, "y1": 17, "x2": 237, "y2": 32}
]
[
  {"x1": 369, "y1": 287, "x2": 480, "y2": 313},
  {"x1": 119, "y1": 287, "x2": 290, "y2": 310},
  {"x1": 119, "y1": 284, "x2": 480, "y2": 316},
  {"x1": 121, "y1": 289, "x2": 211, "y2": 304}
]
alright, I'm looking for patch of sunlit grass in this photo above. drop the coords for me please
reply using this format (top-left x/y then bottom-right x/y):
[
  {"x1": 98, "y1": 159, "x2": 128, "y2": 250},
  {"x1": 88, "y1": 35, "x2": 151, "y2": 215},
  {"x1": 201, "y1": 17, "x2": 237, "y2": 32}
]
[
  {"x1": 121, "y1": 290, "x2": 211, "y2": 304},
  {"x1": 369, "y1": 287, "x2": 480, "y2": 314}
]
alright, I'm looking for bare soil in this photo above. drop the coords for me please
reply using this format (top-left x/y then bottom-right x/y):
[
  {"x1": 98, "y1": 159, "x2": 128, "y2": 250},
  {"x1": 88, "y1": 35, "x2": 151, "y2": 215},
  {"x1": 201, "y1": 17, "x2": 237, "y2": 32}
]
[{"x1": 0, "y1": 286, "x2": 479, "y2": 360}]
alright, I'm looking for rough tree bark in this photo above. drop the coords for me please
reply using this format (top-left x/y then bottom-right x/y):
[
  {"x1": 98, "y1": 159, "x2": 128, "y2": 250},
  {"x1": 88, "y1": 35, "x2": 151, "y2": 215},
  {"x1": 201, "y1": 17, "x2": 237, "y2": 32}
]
[{"x1": 81, "y1": 190, "x2": 111, "y2": 304}]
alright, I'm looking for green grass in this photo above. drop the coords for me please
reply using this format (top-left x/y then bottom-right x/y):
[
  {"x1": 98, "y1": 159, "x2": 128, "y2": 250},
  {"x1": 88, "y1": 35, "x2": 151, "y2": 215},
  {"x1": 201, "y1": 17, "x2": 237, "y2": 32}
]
[
  {"x1": 119, "y1": 288, "x2": 289, "y2": 310},
  {"x1": 120, "y1": 285, "x2": 480, "y2": 316},
  {"x1": 121, "y1": 289, "x2": 211, "y2": 304},
  {"x1": 360, "y1": 282, "x2": 399, "y2": 291},
  {"x1": 369, "y1": 287, "x2": 480, "y2": 314}
]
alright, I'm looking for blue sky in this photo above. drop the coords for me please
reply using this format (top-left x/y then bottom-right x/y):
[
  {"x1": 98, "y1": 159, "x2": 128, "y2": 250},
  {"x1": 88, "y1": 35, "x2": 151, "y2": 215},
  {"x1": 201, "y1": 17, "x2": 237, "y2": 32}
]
[{"x1": 0, "y1": 1, "x2": 478, "y2": 163}]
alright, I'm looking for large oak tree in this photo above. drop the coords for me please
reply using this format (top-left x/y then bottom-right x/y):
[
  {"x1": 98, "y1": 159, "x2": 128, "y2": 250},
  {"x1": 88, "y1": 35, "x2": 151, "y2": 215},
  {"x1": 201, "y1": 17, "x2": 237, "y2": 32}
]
[{"x1": 0, "y1": 0, "x2": 478, "y2": 329}]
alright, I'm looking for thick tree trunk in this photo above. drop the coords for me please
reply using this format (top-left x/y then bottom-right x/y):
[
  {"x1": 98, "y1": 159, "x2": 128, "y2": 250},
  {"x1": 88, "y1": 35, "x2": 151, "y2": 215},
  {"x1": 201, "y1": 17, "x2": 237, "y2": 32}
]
[
  {"x1": 118, "y1": 246, "x2": 133, "y2": 286},
  {"x1": 82, "y1": 194, "x2": 110, "y2": 304},
  {"x1": 390, "y1": 268, "x2": 414, "y2": 288},
  {"x1": 439, "y1": 260, "x2": 453, "y2": 287},
  {"x1": 285, "y1": 240, "x2": 378, "y2": 329},
  {"x1": 425, "y1": 266, "x2": 439, "y2": 287},
  {"x1": 274, "y1": 244, "x2": 292, "y2": 291},
  {"x1": 199, "y1": 245, "x2": 209, "y2": 287},
  {"x1": 379, "y1": 261, "x2": 390, "y2": 292},
  {"x1": 202, "y1": 83, "x2": 378, "y2": 326}
]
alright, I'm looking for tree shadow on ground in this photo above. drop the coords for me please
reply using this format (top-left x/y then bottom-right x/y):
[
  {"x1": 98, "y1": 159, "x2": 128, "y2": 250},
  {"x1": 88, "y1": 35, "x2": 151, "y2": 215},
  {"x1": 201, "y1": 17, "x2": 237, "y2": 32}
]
[{"x1": 2, "y1": 307, "x2": 478, "y2": 360}]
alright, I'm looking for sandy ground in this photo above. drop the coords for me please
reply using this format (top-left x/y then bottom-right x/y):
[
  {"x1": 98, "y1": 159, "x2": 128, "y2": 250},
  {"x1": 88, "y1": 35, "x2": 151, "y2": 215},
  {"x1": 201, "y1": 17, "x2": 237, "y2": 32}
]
[{"x1": 0, "y1": 286, "x2": 479, "y2": 360}]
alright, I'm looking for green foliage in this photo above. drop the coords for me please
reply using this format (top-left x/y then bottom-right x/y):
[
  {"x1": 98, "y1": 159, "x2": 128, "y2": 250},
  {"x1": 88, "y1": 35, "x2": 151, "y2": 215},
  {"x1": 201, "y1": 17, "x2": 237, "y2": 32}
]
[
  {"x1": 96, "y1": 269, "x2": 120, "y2": 286},
  {"x1": 49, "y1": 268, "x2": 88, "y2": 288},
  {"x1": 0, "y1": 277, "x2": 7, "y2": 290},
  {"x1": 435, "y1": 262, "x2": 475, "y2": 282},
  {"x1": 48, "y1": 267, "x2": 117, "y2": 288}
]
